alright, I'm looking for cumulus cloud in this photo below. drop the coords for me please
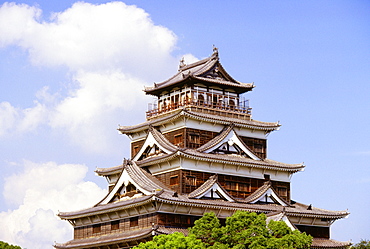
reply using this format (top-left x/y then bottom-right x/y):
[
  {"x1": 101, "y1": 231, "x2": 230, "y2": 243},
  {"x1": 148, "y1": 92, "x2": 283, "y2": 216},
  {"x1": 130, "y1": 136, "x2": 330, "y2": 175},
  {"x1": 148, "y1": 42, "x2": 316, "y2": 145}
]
[
  {"x1": 0, "y1": 160, "x2": 106, "y2": 248},
  {"x1": 0, "y1": 1, "x2": 184, "y2": 152}
]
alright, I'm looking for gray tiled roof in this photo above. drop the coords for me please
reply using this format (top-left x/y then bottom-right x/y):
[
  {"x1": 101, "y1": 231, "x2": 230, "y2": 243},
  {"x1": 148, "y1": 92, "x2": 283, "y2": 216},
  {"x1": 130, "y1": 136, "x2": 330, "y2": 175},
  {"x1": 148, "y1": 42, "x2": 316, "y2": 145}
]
[
  {"x1": 188, "y1": 175, "x2": 219, "y2": 198},
  {"x1": 311, "y1": 238, "x2": 352, "y2": 248},
  {"x1": 144, "y1": 51, "x2": 253, "y2": 96},
  {"x1": 197, "y1": 125, "x2": 234, "y2": 152},
  {"x1": 149, "y1": 126, "x2": 178, "y2": 152},
  {"x1": 54, "y1": 227, "x2": 153, "y2": 248},
  {"x1": 126, "y1": 161, "x2": 172, "y2": 193},
  {"x1": 95, "y1": 164, "x2": 123, "y2": 176},
  {"x1": 118, "y1": 108, "x2": 280, "y2": 134},
  {"x1": 242, "y1": 181, "x2": 290, "y2": 206}
]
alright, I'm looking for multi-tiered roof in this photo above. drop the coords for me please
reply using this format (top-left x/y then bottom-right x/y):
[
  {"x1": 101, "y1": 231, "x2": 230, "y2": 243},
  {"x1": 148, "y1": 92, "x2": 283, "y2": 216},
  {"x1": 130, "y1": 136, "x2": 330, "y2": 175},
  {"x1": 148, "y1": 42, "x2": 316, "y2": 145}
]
[{"x1": 55, "y1": 48, "x2": 350, "y2": 249}]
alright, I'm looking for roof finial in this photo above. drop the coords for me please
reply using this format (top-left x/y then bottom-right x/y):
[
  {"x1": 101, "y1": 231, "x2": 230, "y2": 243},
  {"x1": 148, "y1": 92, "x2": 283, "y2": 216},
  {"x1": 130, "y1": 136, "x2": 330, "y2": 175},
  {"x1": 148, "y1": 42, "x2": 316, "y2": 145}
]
[
  {"x1": 212, "y1": 45, "x2": 219, "y2": 57},
  {"x1": 178, "y1": 57, "x2": 186, "y2": 71}
]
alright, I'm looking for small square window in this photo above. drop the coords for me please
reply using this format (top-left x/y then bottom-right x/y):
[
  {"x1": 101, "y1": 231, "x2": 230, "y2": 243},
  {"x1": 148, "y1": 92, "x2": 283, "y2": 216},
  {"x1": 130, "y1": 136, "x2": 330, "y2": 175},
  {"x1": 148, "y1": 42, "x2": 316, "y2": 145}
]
[
  {"x1": 174, "y1": 134, "x2": 183, "y2": 145},
  {"x1": 92, "y1": 224, "x2": 101, "y2": 233},
  {"x1": 130, "y1": 217, "x2": 138, "y2": 227},
  {"x1": 111, "y1": 220, "x2": 119, "y2": 230},
  {"x1": 170, "y1": 175, "x2": 179, "y2": 185}
]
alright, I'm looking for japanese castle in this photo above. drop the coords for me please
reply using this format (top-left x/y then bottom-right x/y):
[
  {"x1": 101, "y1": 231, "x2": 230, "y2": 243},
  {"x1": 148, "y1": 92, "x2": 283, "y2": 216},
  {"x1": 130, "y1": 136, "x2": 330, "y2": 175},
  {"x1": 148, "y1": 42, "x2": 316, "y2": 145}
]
[{"x1": 55, "y1": 48, "x2": 350, "y2": 249}]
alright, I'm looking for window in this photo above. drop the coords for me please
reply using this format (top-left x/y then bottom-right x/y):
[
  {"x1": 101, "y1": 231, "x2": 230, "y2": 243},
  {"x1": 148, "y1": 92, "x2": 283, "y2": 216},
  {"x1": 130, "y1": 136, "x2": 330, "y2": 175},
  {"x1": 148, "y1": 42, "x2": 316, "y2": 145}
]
[
  {"x1": 111, "y1": 220, "x2": 119, "y2": 230},
  {"x1": 130, "y1": 217, "x2": 138, "y2": 227},
  {"x1": 277, "y1": 187, "x2": 287, "y2": 197},
  {"x1": 189, "y1": 134, "x2": 200, "y2": 144},
  {"x1": 197, "y1": 94, "x2": 204, "y2": 105},
  {"x1": 238, "y1": 183, "x2": 251, "y2": 192},
  {"x1": 185, "y1": 175, "x2": 197, "y2": 186},
  {"x1": 170, "y1": 175, "x2": 179, "y2": 185},
  {"x1": 92, "y1": 224, "x2": 101, "y2": 233},
  {"x1": 174, "y1": 134, "x2": 183, "y2": 146},
  {"x1": 133, "y1": 146, "x2": 139, "y2": 156}
]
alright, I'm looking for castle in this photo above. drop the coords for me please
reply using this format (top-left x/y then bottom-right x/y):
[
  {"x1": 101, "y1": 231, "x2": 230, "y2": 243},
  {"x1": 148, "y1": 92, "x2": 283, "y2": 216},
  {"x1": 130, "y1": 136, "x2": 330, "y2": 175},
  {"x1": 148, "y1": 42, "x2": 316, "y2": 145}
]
[{"x1": 55, "y1": 48, "x2": 350, "y2": 249}]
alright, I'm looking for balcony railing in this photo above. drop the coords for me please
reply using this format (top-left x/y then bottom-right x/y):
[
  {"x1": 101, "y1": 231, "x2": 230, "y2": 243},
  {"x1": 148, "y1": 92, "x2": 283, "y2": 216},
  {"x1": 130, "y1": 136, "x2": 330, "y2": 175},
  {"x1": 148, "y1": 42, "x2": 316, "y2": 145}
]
[{"x1": 146, "y1": 98, "x2": 252, "y2": 120}]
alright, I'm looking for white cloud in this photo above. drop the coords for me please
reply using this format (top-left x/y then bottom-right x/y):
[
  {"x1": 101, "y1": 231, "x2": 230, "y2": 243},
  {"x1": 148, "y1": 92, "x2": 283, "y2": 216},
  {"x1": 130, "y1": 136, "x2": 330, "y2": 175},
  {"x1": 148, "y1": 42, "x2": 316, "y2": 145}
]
[
  {"x1": 0, "y1": 1, "x2": 186, "y2": 152},
  {"x1": 0, "y1": 2, "x2": 178, "y2": 77},
  {"x1": 0, "y1": 102, "x2": 18, "y2": 136},
  {"x1": 49, "y1": 70, "x2": 150, "y2": 152},
  {"x1": 0, "y1": 160, "x2": 106, "y2": 248}
]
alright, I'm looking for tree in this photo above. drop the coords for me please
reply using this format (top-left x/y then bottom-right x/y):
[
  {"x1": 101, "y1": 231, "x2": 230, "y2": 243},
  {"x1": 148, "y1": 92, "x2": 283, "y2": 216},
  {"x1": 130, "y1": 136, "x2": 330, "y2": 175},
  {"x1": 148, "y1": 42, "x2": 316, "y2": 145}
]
[
  {"x1": 134, "y1": 232, "x2": 206, "y2": 249},
  {"x1": 0, "y1": 241, "x2": 22, "y2": 249},
  {"x1": 351, "y1": 240, "x2": 370, "y2": 249},
  {"x1": 134, "y1": 211, "x2": 312, "y2": 249}
]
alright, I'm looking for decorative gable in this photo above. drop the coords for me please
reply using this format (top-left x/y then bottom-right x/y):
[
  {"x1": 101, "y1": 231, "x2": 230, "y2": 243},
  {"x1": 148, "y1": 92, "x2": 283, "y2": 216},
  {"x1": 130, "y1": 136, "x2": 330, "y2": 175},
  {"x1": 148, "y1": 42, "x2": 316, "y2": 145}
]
[
  {"x1": 133, "y1": 127, "x2": 177, "y2": 161},
  {"x1": 245, "y1": 181, "x2": 290, "y2": 206},
  {"x1": 98, "y1": 160, "x2": 171, "y2": 205},
  {"x1": 188, "y1": 175, "x2": 236, "y2": 202},
  {"x1": 198, "y1": 126, "x2": 261, "y2": 160}
]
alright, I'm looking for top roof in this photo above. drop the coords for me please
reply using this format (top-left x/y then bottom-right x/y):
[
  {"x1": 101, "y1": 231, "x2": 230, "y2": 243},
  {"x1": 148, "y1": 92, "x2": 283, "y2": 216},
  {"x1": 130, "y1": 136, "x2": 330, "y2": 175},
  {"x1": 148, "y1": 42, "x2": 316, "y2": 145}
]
[{"x1": 144, "y1": 47, "x2": 254, "y2": 96}]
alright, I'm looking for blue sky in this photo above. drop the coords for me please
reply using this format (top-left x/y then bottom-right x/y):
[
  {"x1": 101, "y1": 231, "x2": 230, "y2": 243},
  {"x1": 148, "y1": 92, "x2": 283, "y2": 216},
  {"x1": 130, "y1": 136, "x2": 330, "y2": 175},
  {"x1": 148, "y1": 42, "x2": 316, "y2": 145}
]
[{"x1": 0, "y1": 1, "x2": 369, "y2": 248}]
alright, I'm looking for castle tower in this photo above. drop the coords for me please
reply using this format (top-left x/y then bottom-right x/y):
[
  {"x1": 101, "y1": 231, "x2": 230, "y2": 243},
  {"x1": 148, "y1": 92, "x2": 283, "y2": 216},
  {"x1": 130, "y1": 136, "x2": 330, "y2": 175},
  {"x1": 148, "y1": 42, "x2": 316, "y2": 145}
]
[{"x1": 55, "y1": 48, "x2": 350, "y2": 249}]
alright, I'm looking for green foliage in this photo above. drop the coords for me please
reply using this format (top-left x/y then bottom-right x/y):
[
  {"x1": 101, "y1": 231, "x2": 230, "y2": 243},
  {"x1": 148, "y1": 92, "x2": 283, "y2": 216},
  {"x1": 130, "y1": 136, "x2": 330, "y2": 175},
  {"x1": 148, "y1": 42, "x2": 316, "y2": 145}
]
[
  {"x1": 134, "y1": 211, "x2": 312, "y2": 249},
  {"x1": 134, "y1": 232, "x2": 206, "y2": 249},
  {"x1": 0, "y1": 241, "x2": 22, "y2": 249},
  {"x1": 352, "y1": 240, "x2": 370, "y2": 249}
]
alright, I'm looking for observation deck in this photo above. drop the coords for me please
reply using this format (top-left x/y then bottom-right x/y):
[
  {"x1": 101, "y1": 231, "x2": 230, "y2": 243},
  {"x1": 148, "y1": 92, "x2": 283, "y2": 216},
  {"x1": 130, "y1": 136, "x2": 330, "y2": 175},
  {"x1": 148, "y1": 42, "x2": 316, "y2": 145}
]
[{"x1": 146, "y1": 87, "x2": 251, "y2": 121}]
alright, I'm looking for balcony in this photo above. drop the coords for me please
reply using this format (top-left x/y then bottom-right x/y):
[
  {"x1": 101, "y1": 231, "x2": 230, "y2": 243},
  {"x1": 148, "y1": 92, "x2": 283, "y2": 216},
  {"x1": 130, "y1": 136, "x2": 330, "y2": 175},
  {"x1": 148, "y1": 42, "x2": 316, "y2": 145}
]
[{"x1": 146, "y1": 95, "x2": 252, "y2": 120}]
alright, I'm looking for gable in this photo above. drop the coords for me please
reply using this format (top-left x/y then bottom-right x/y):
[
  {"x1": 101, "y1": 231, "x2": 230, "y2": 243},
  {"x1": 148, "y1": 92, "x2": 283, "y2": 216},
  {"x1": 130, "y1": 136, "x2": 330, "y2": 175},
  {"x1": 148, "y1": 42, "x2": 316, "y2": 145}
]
[
  {"x1": 133, "y1": 130, "x2": 175, "y2": 161},
  {"x1": 203, "y1": 129, "x2": 261, "y2": 160},
  {"x1": 245, "y1": 183, "x2": 289, "y2": 207}
]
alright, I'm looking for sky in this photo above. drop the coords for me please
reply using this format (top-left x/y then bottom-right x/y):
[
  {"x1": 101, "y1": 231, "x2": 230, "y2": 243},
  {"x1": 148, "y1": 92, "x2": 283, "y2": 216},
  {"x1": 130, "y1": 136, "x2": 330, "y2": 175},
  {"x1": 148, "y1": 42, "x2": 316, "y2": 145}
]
[{"x1": 0, "y1": 0, "x2": 369, "y2": 248}]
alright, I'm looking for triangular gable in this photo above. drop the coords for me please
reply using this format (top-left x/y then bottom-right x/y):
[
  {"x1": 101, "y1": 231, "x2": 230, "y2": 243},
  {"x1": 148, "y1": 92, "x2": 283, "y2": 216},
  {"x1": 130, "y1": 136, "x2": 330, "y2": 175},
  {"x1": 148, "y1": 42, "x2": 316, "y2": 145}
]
[
  {"x1": 188, "y1": 175, "x2": 235, "y2": 202},
  {"x1": 199, "y1": 126, "x2": 261, "y2": 160},
  {"x1": 133, "y1": 128, "x2": 176, "y2": 161},
  {"x1": 245, "y1": 182, "x2": 289, "y2": 206},
  {"x1": 99, "y1": 161, "x2": 169, "y2": 205},
  {"x1": 266, "y1": 212, "x2": 296, "y2": 231}
]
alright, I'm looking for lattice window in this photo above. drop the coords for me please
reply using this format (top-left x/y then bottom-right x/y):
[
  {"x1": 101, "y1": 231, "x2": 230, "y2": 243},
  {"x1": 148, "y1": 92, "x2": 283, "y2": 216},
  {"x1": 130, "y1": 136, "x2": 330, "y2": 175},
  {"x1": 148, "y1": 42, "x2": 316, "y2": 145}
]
[{"x1": 185, "y1": 175, "x2": 197, "y2": 186}]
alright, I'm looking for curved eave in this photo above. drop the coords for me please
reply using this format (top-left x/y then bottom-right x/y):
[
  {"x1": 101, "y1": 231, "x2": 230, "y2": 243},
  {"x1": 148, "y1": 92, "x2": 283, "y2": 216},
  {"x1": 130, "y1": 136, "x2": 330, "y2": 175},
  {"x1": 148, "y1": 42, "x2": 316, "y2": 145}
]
[
  {"x1": 184, "y1": 110, "x2": 280, "y2": 131},
  {"x1": 118, "y1": 108, "x2": 280, "y2": 135},
  {"x1": 154, "y1": 194, "x2": 349, "y2": 220},
  {"x1": 311, "y1": 238, "x2": 352, "y2": 249},
  {"x1": 58, "y1": 195, "x2": 154, "y2": 220},
  {"x1": 54, "y1": 227, "x2": 153, "y2": 249},
  {"x1": 286, "y1": 211, "x2": 349, "y2": 219},
  {"x1": 95, "y1": 165, "x2": 123, "y2": 176},
  {"x1": 136, "y1": 150, "x2": 305, "y2": 173},
  {"x1": 192, "y1": 75, "x2": 254, "y2": 92}
]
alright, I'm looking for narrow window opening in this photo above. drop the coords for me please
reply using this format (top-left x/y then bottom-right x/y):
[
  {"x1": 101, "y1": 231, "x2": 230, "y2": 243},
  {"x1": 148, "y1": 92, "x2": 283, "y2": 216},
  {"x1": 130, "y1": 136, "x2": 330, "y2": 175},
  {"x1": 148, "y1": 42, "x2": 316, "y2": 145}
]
[
  {"x1": 130, "y1": 217, "x2": 139, "y2": 227},
  {"x1": 92, "y1": 224, "x2": 101, "y2": 233},
  {"x1": 111, "y1": 220, "x2": 120, "y2": 230}
]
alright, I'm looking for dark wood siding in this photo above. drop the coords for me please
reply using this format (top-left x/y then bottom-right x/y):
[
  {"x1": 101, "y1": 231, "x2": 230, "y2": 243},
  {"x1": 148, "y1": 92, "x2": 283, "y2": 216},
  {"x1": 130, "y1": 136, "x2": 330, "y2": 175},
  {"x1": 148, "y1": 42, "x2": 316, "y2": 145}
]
[
  {"x1": 157, "y1": 213, "x2": 200, "y2": 228},
  {"x1": 154, "y1": 169, "x2": 290, "y2": 201},
  {"x1": 73, "y1": 214, "x2": 156, "y2": 240},
  {"x1": 131, "y1": 139, "x2": 146, "y2": 159},
  {"x1": 295, "y1": 225, "x2": 330, "y2": 238},
  {"x1": 240, "y1": 136, "x2": 267, "y2": 159},
  {"x1": 163, "y1": 128, "x2": 218, "y2": 149}
]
